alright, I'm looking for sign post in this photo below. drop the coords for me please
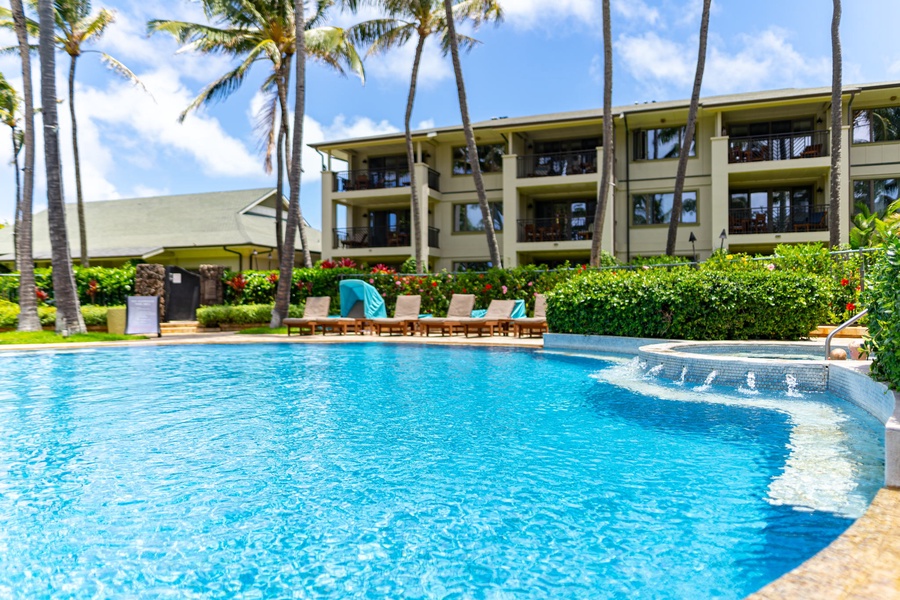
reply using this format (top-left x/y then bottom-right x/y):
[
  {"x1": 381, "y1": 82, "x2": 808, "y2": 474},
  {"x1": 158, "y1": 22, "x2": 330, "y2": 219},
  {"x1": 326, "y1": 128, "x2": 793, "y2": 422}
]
[{"x1": 125, "y1": 296, "x2": 161, "y2": 337}]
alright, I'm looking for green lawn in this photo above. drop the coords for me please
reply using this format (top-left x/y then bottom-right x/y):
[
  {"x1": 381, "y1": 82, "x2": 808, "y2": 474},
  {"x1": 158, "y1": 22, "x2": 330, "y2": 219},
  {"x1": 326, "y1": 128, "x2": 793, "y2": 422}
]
[
  {"x1": 0, "y1": 331, "x2": 145, "y2": 345},
  {"x1": 236, "y1": 326, "x2": 287, "y2": 335}
]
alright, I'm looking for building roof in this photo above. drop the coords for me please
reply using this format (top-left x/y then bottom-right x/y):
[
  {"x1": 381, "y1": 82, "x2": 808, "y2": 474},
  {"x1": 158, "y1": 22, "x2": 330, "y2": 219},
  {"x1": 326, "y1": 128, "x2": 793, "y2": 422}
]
[
  {"x1": 311, "y1": 81, "x2": 899, "y2": 151},
  {"x1": 0, "y1": 188, "x2": 321, "y2": 263}
]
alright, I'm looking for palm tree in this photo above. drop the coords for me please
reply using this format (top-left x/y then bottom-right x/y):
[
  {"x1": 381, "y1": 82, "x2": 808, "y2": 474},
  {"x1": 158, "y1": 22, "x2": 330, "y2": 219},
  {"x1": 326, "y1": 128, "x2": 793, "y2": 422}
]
[
  {"x1": 10, "y1": 0, "x2": 40, "y2": 332},
  {"x1": 829, "y1": 0, "x2": 842, "y2": 248},
  {"x1": 590, "y1": 0, "x2": 612, "y2": 267},
  {"x1": 665, "y1": 0, "x2": 711, "y2": 256},
  {"x1": 0, "y1": 74, "x2": 22, "y2": 267},
  {"x1": 352, "y1": 0, "x2": 500, "y2": 272},
  {"x1": 149, "y1": 0, "x2": 364, "y2": 269},
  {"x1": 39, "y1": 0, "x2": 85, "y2": 334},
  {"x1": 271, "y1": 0, "x2": 309, "y2": 327}
]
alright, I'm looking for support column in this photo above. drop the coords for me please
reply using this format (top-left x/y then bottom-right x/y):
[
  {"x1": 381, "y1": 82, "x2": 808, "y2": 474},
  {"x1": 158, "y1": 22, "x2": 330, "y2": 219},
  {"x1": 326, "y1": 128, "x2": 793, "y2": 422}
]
[
  {"x1": 321, "y1": 170, "x2": 335, "y2": 261},
  {"x1": 502, "y1": 154, "x2": 519, "y2": 267},
  {"x1": 710, "y1": 136, "x2": 730, "y2": 254},
  {"x1": 414, "y1": 163, "x2": 431, "y2": 271},
  {"x1": 598, "y1": 146, "x2": 614, "y2": 255},
  {"x1": 839, "y1": 125, "x2": 851, "y2": 245}
]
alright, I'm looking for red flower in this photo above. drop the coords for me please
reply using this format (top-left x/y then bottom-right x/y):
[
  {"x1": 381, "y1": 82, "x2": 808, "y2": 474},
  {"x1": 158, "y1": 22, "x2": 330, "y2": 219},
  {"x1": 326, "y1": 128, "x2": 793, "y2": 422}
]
[
  {"x1": 337, "y1": 257, "x2": 358, "y2": 268},
  {"x1": 856, "y1": 285, "x2": 862, "y2": 292},
  {"x1": 840, "y1": 278, "x2": 850, "y2": 287},
  {"x1": 319, "y1": 260, "x2": 337, "y2": 269},
  {"x1": 484, "y1": 284, "x2": 492, "y2": 291},
  {"x1": 226, "y1": 274, "x2": 247, "y2": 292},
  {"x1": 35, "y1": 288, "x2": 49, "y2": 302},
  {"x1": 846, "y1": 302, "x2": 856, "y2": 311},
  {"x1": 267, "y1": 273, "x2": 278, "y2": 284},
  {"x1": 431, "y1": 281, "x2": 438, "y2": 287}
]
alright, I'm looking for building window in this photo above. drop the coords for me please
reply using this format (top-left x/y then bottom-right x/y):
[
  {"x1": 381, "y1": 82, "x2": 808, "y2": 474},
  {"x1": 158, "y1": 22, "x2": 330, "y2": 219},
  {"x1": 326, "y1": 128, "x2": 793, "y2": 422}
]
[
  {"x1": 632, "y1": 192, "x2": 697, "y2": 226},
  {"x1": 854, "y1": 179, "x2": 899, "y2": 213},
  {"x1": 633, "y1": 126, "x2": 696, "y2": 160},
  {"x1": 853, "y1": 108, "x2": 900, "y2": 144},
  {"x1": 452, "y1": 144, "x2": 505, "y2": 175},
  {"x1": 453, "y1": 202, "x2": 503, "y2": 232},
  {"x1": 453, "y1": 261, "x2": 493, "y2": 272}
]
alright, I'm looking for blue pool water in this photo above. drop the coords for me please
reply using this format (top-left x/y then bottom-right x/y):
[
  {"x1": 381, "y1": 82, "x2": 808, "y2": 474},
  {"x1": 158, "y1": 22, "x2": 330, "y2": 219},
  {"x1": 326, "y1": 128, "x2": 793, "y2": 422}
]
[{"x1": 0, "y1": 344, "x2": 884, "y2": 599}]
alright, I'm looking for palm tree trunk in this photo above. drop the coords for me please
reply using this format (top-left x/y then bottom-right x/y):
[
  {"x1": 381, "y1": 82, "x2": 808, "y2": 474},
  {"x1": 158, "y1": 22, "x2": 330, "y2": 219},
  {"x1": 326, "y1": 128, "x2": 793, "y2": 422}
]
[
  {"x1": 590, "y1": 0, "x2": 613, "y2": 266},
  {"x1": 12, "y1": 128, "x2": 21, "y2": 272},
  {"x1": 277, "y1": 59, "x2": 292, "y2": 179},
  {"x1": 68, "y1": 55, "x2": 89, "y2": 267},
  {"x1": 829, "y1": 0, "x2": 843, "y2": 249},
  {"x1": 39, "y1": 0, "x2": 85, "y2": 334},
  {"x1": 665, "y1": 0, "x2": 711, "y2": 257},
  {"x1": 405, "y1": 35, "x2": 426, "y2": 273},
  {"x1": 271, "y1": 0, "x2": 309, "y2": 327},
  {"x1": 12, "y1": 0, "x2": 39, "y2": 332},
  {"x1": 442, "y1": 0, "x2": 501, "y2": 268},
  {"x1": 275, "y1": 110, "x2": 285, "y2": 254}
]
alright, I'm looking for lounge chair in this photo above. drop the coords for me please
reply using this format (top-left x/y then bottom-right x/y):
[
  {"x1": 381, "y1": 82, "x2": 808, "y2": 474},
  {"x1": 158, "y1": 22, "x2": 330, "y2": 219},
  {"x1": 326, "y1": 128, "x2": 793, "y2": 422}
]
[
  {"x1": 370, "y1": 295, "x2": 421, "y2": 336},
  {"x1": 314, "y1": 301, "x2": 362, "y2": 335},
  {"x1": 284, "y1": 296, "x2": 330, "y2": 336},
  {"x1": 513, "y1": 294, "x2": 549, "y2": 338},
  {"x1": 460, "y1": 299, "x2": 516, "y2": 337},
  {"x1": 419, "y1": 294, "x2": 476, "y2": 336}
]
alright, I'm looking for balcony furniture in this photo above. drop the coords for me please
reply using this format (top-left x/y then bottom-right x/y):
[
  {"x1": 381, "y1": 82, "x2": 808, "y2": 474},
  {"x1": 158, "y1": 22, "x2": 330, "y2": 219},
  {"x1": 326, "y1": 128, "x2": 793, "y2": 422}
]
[
  {"x1": 419, "y1": 294, "x2": 476, "y2": 336},
  {"x1": 533, "y1": 162, "x2": 552, "y2": 177},
  {"x1": 800, "y1": 144, "x2": 823, "y2": 158},
  {"x1": 342, "y1": 231, "x2": 369, "y2": 249},
  {"x1": 729, "y1": 214, "x2": 750, "y2": 235},
  {"x1": 524, "y1": 223, "x2": 537, "y2": 242},
  {"x1": 728, "y1": 130, "x2": 829, "y2": 164},
  {"x1": 387, "y1": 231, "x2": 409, "y2": 247},
  {"x1": 284, "y1": 296, "x2": 331, "y2": 336},
  {"x1": 752, "y1": 212, "x2": 768, "y2": 233},
  {"x1": 513, "y1": 294, "x2": 548, "y2": 338},
  {"x1": 573, "y1": 230, "x2": 593, "y2": 241},
  {"x1": 355, "y1": 173, "x2": 370, "y2": 190},
  {"x1": 793, "y1": 211, "x2": 827, "y2": 232}
]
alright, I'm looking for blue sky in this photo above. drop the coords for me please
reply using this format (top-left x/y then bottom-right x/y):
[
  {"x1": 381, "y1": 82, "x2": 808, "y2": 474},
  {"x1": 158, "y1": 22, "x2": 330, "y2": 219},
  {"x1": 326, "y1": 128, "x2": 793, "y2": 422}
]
[{"x1": 1, "y1": 0, "x2": 898, "y2": 230}]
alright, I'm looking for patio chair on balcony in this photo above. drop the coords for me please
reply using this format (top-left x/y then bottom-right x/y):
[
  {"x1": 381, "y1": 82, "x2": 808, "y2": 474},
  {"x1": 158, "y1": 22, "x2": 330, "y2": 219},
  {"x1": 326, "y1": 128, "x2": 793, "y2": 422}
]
[
  {"x1": 513, "y1": 294, "x2": 548, "y2": 338},
  {"x1": 355, "y1": 173, "x2": 370, "y2": 190},
  {"x1": 342, "y1": 231, "x2": 369, "y2": 249},
  {"x1": 371, "y1": 295, "x2": 422, "y2": 336},
  {"x1": 284, "y1": 296, "x2": 331, "y2": 336},
  {"x1": 800, "y1": 144, "x2": 823, "y2": 158},
  {"x1": 419, "y1": 294, "x2": 476, "y2": 336},
  {"x1": 523, "y1": 223, "x2": 537, "y2": 242}
]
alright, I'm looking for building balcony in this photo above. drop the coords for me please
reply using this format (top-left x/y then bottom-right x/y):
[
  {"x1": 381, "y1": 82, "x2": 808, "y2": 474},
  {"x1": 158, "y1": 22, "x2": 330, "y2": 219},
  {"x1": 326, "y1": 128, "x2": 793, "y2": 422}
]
[
  {"x1": 333, "y1": 226, "x2": 440, "y2": 250},
  {"x1": 517, "y1": 150, "x2": 598, "y2": 178},
  {"x1": 333, "y1": 167, "x2": 440, "y2": 193},
  {"x1": 728, "y1": 130, "x2": 829, "y2": 164},
  {"x1": 728, "y1": 206, "x2": 829, "y2": 235},
  {"x1": 516, "y1": 216, "x2": 596, "y2": 243}
]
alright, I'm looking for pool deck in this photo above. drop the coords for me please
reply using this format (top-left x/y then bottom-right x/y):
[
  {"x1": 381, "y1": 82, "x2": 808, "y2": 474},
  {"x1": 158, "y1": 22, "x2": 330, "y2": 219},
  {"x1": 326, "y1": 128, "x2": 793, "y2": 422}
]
[{"x1": 1, "y1": 332, "x2": 898, "y2": 598}]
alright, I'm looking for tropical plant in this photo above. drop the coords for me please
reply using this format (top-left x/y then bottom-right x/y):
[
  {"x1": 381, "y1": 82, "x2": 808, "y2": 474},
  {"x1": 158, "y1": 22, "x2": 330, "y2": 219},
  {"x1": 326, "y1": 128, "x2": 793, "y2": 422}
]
[
  {"x1": 849, "y1": 200, "x2": 900, "y2": 248},
  {"x1": 665, "y1": 0, "x2": 710, "y2": 256},
  {"x1": 590, "y1": 0, "x2": 612, "y2": 266},
  {"x1": 149, "y1": 0, "x2": 364, "y2": 266},
  {"x1": 829, "y1": 0, "x2": 843, "y2": 248},
  {"x1": 38, "y1": 0, "x2": 85, "y2": 333},
  {"x1": 354, "y1": 0, "x2": 501, "y2": 272},
  {"x1": 6, "y1": 0, "x2": 39, "y2": 331},
  {"x1": 864, "y1": 235, "x2": 900, "y2": 389}
]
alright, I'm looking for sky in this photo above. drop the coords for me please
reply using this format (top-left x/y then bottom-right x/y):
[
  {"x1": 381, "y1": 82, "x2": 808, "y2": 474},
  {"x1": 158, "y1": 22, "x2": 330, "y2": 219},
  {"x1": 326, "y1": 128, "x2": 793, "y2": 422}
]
[{"x1": 0, "y1": 0, "x2": 899, "y2": 231}]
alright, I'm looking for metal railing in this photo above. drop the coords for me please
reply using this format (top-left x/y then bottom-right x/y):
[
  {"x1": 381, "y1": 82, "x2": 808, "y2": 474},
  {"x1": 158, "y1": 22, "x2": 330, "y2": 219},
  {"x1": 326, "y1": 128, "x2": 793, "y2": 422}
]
[
  {"x1": 516, "y1": 216, "x2": 596, "y2": 243},
  {"x1": 517, "y1": 150, "x2": 597, "y2": 178},
  {"x1": 332, "y1": 226, "x2": 440, "y2": 249},
  {"x1": 825, "y1": 309, "x2": 868, "y2": 360},
  {"x1": 728, "y1": 130, "x2": 829, "y2": 163},
  {"x1": 333, "y1": 167, "x2": 440, "y2": 192},
  {"x1": 728, "y1": 205, "x2": 829, "y2": 235}
]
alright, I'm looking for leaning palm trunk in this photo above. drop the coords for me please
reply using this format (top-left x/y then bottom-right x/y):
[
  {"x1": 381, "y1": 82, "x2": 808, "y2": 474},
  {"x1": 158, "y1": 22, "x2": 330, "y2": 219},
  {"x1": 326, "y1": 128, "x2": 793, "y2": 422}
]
[
  {"x1": 12, "y1": 128, "x2": 21, "y2": 272},
  {"x1": 404, "y1": 35, "x2": 426, "y2": 273},
  {"x1": 69, "y1": 56, "x2": 89, "y2": 266},
  {"x1": 829, "y1": 0, "x2": 843, "y2": 249},
  {"x1": 665, "y1": 0, "x2": 711, "y2": 256},
  {"x1": 39, "y1": 0, "x2": 85, "y2": 334},
  {"x1": 12, "y1": 0, "x2": 39, "y2": 332},
  {"x1": 590, "y1": 0, "x2": 613, "y2": 267},
  {"x1": 271, "y1": 0, "x2": 309, "y2": 327},
  {"x1": 443, "y1": 0, "x2": 501, "y2": 268},
  {"x1": 275, "y1": 114, "x2": 285, "y2": 252}
]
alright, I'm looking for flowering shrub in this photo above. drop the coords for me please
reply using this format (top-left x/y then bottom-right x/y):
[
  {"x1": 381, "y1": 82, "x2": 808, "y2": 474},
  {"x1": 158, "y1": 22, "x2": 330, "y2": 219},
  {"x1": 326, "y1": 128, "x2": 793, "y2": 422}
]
[{"x1": 863, "y1": 236, "x2": 899, "y2": 389}]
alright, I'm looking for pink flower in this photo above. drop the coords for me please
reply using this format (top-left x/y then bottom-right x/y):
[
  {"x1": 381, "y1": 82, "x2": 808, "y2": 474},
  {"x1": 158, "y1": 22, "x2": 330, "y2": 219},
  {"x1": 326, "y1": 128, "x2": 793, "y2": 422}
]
[
  {"x1": 767, "y1": 263, "x2": 775, "y2": 271},
  {"x1": 369, "y1": 278, "x2": 375, "y2": 284},
  {"x1": 643, "y1": 265, "x2": 650, "y2": 270},
  {"x1": 501, "y1": 285, "x2": 508, "y2": 294},
  {"x1": 395, "y1": 281, "x2": 402, "y2": 287},
  {"x1": 527, "y1": 281, "x2": 534, "y2": 287}
]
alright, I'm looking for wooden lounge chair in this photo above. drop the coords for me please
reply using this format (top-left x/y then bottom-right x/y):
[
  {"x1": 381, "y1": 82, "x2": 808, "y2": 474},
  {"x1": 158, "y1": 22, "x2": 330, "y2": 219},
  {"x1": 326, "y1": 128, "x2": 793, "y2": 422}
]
[
  {"x1": 513, "y1": 294, "x2": 549, "y2": 338},
  {"x1": 314, "y1": 301, "x2": 365, "y2": 335},
  {"x1": 419, "y1": 294, "x2": 476, "y2": 336},
  {"x1": 460, "y1": 299, "x2": 516, "y2": 337},
  {"x1": 284, "y1": 296, "x2": 330, "y2": 336},
  {"x1": 370, "y1": 295, "x2": 421, "y2": 336}
]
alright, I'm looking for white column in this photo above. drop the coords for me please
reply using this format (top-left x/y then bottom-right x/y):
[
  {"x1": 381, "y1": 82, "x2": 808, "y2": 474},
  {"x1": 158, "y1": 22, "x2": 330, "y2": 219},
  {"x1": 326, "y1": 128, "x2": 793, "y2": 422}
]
[
  {"x1": 321, "y1": 170, "x2": 335, "y2": 260},
  {"x1": 839, "y1": 125, "x2": 851, "y2": 245},
  {"x1": 414, "y1": 163, "x2": 431, "y2": 270},
  {"x1": 710, "y1": 136, "x2": 730, "y2": 254}
]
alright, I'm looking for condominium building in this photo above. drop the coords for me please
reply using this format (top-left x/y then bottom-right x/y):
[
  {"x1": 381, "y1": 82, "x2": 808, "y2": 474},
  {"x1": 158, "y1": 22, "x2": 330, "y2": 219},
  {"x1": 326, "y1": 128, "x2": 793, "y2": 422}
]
[{"x1": 312, "y1": 81, "x2": 900, "y2": 270}]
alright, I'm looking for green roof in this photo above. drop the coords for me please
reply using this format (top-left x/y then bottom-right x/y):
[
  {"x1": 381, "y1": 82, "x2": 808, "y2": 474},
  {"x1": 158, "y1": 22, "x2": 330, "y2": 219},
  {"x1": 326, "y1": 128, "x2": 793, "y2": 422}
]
[{"x1": 0, "y1": 188, "x2": 321, "y2": 262}]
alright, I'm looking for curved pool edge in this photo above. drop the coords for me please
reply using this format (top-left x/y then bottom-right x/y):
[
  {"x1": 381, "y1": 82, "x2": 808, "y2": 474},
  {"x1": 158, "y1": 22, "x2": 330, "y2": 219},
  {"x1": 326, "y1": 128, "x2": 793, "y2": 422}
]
[{"x1": 545, "y1": 333, "x2": 900, "y2": 599}]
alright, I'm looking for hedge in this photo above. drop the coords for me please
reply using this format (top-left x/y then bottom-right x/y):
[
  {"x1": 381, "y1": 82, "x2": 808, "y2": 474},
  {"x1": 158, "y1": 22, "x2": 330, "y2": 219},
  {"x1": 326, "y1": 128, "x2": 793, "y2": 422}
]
[
  {"x1": 864, "y1": 237, "x2": 900, "y2": 389},
  {"x1": 0, "y1": 265, "x2": 136, "y2": 306},
  {"x1": 196, "y1": 304, "x2": 303, "y2": 327},
  {"x1": 0, "y1": 301, "x2": 116, "y2": 329},
  {"x1": 545, "y1": 268, "x2": 831, "y2": 340}
]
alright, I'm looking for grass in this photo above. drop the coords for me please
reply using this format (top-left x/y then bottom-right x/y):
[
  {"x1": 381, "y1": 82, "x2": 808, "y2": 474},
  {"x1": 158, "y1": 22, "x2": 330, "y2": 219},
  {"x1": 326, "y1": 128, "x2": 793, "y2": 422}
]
[
  {"x1": 236, "y1": 326, "x2": 287, "y2": 335},
  {"x1": 0, "y1": 331, "x2": 145, "y2": 345}
]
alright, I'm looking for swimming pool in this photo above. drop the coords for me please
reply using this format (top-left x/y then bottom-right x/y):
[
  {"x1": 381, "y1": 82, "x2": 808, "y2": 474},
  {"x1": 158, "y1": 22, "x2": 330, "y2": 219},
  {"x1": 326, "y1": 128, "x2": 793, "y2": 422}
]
[{"x1": 0, "y1": 344, "x2": 884, "y2": 598}]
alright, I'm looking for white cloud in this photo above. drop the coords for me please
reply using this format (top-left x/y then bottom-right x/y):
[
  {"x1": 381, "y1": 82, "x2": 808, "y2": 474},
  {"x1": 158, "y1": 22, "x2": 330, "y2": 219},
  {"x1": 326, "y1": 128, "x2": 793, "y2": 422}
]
[
  {"x1": 500, "y1": 0, "x2": 596, "y2": 29},
  {"x1": 617, "y1": 32, "x2": 693, "y2": 88},
  {"x1": 416, "y1": 118, "x2": 436, "y2": 130},
  {"x1": 364, "y1": 36, "x2": 452, "y2": 87},
  {"x1": 612, "y1": 0, "x2": 660, "y2": 25}
]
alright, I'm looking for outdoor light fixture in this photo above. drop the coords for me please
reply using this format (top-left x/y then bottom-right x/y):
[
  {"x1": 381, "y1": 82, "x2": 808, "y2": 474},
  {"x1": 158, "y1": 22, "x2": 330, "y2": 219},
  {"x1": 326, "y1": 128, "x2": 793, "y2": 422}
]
[
  {"x1": 719, "y1": 228, "x2": 727, "y2": 251},
  {"x1": 689, "y1": 231, "x2": 697, "y2": 263}
]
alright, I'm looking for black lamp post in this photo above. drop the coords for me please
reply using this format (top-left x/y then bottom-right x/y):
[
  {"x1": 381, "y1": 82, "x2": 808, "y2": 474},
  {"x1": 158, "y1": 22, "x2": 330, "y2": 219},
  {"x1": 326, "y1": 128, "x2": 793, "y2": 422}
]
[
  {"x1": 719, "y1": 229, "x2": 728, "y2": 251},
  {"x1": 689, "y1": 232, "x2": 697, "y2": 263}
]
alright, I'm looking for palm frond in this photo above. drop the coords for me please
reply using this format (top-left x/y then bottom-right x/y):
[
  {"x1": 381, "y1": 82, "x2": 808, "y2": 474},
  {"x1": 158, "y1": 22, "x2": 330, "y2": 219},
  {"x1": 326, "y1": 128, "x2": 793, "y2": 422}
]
[
  {"x1": 305, "y1": 26, "x2": 365, "y2": 82},
  {"x1": 80, "y1": 8, "x2": 116, "y2": 44},
  {"x1": 97, "y1": 53, "x2": 154, "y2": 100},
  {"x1": 177, "y1": 41, "x2": 267, "y2": 122},
  {"x1": 254, "y1": 88, "x2": 279, "y2": 173}
]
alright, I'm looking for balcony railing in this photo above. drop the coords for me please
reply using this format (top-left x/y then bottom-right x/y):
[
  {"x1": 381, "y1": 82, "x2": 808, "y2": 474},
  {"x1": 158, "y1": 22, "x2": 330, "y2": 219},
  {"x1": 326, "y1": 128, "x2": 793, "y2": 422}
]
[
  {"x1": 517, "y1": 150, "x2": 598, "y2": 178},
  {"x1": 332, "y1": 226, "x2": 440, "y2": 249},
  {"x1": 728, "y1": 206, "x2": 829, "y2": 235},
  {"x1": 333, "y1": 167, "x2": 440, "y2": 192},
  {"x1": 516, "y1": 216, "x2": 596, "y2": 243},
  {"x1": 728, "y1": 130, "x2": 829, "y2": 163}
]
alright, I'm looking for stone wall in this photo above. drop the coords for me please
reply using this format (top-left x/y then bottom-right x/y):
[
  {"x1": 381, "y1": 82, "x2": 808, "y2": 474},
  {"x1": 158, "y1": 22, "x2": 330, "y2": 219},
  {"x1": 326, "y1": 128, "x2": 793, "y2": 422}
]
[
  {"x1": 135, "y1": 264, "x2": 166, "y2": 319},
  {"x1": 199, "y1": 265, "x2": 225, "y2": 306}
]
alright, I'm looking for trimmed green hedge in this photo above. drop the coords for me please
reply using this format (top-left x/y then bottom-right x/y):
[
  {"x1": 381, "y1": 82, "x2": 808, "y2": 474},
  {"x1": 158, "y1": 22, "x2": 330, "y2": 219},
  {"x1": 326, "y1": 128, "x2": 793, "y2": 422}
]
[
  {"x1": 0, "y1": 266, "x2": 135, "y2": 306},
  {"x1": 864, "y1": 237, "x2": 900, "y2": 389},
  {"x1": 0, "y1": 301, "x2": 116, "y2": 329},
  {"x1": 546, "y1": 268, "x2": 831, "y2": 340},
  {"x1": 196, "y1": 304, "x2": 303, "y2": 327}
]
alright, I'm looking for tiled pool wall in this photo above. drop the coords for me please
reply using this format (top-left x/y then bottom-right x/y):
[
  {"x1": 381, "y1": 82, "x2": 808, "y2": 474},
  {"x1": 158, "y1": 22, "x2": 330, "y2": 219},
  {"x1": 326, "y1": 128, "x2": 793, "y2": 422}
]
[{"x1": 544, "y1": 334, "x2": 900, "y2": 488}]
